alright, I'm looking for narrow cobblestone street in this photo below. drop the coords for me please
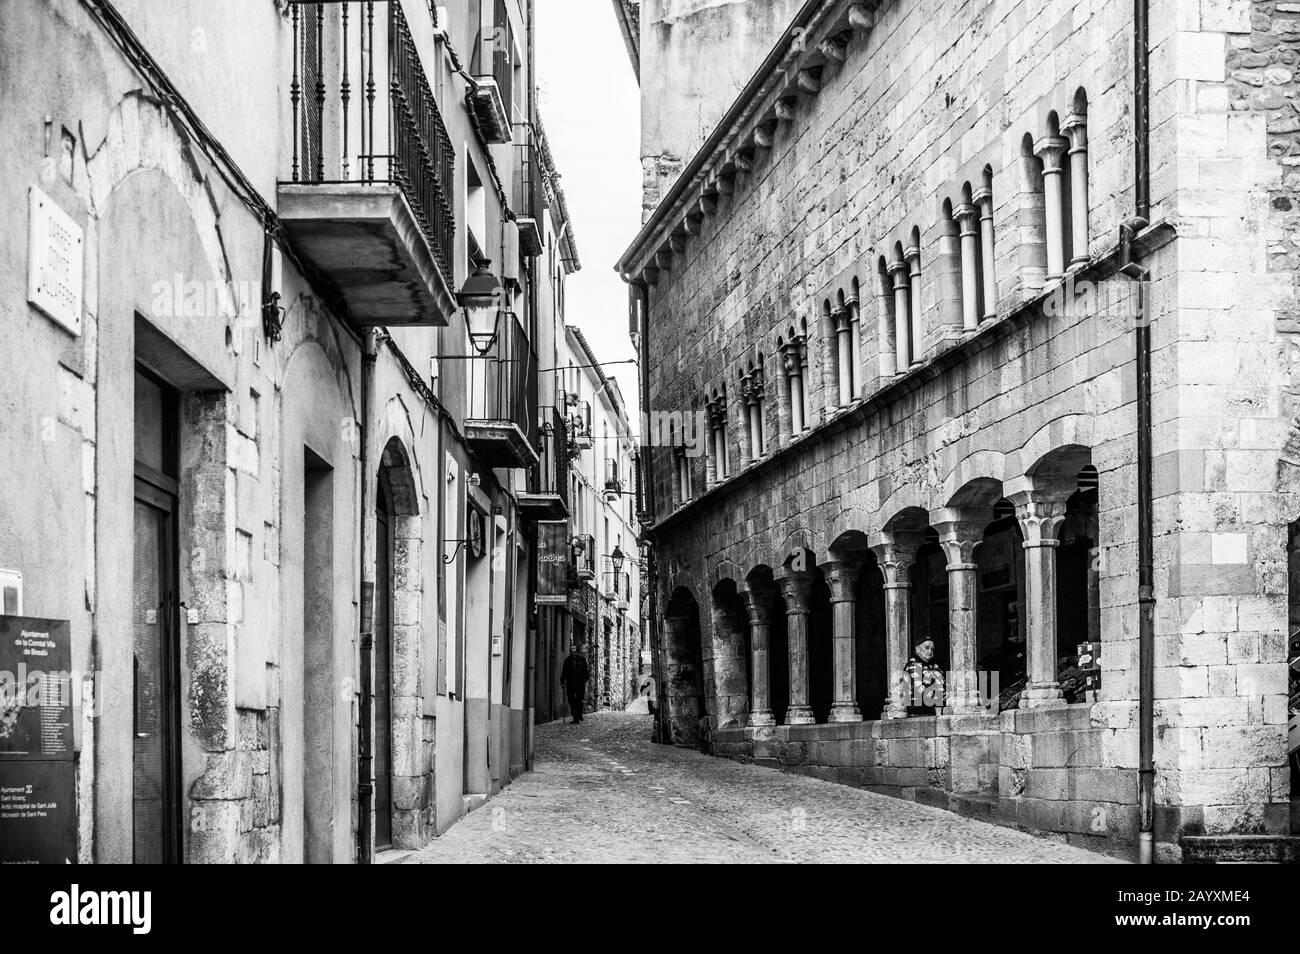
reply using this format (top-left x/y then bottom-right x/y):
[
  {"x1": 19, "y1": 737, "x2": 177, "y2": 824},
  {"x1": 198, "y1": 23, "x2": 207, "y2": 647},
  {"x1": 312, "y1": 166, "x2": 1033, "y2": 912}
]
[{"x1": 407, "y1": 712, "x2": 1124, "y2": 864}]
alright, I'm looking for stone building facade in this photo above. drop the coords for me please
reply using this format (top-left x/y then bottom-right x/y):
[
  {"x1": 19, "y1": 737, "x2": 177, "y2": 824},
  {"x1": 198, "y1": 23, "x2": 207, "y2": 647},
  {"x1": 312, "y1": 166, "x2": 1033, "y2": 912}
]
[
  {"x1": 619, "y1": 0, "x2": 1299, "y2": 860},
  {"x1": 1, "y1": 0, "x2": 565, "y2": 863}
]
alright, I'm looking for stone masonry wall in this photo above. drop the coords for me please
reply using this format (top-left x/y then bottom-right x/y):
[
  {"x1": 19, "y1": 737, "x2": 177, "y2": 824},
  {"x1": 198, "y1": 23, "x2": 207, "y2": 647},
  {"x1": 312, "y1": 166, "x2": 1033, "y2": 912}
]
[{"x1": 639, "y1": 0, "x2": 1294, "y2": 857}]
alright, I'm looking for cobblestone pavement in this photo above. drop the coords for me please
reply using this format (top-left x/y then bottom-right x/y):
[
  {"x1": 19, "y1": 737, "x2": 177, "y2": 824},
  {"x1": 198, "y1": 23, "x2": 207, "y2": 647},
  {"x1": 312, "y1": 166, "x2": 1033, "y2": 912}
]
[{"x1": 406, "y1": 712, "x2": 1124, "y2": 864}]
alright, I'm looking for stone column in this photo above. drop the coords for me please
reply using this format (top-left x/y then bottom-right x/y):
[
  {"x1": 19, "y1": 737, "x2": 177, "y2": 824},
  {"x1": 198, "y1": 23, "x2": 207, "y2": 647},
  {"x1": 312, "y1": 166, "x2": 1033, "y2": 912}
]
[
  {"x1": 782, "y1": 343, "x2": 804, "y2": 434},
  {"x1": 1034, "y1": 135, "x2": 1069, "y2": 281},
  {"x1": 709, "y1": 403, "x2": 726, "y2": 482},
  {"x1": 823, "y1": 561, "x2": 863, "y2": 722},
  {"x1": 847, "y1": 298, "x2": 863, "y2": 398},
  {"x1": 954, "y1": 202, "x2": 981, "y2": 332},
  {"x1": 1008, "y1": 485, "x2": 1071, "y2": 708},
  {"x1": 1062, "y1": 112, "x2": 1089, "y2": 268},
  {"x1": 875, "y1": 271, "x2": 897, "y2": 379},
  {"x1": 869, "y1": 532, "x2": 922, "y2": 719},
  {"x1": 973, "y1": 185, "x2": 996, "y2": 320},
  {"x1": 776, "y1": 570, "x2": 816, "y2": 724},
  {"x1": 741, "y1": 584, "x2": 775, "y2": 727},
  {"x1": 834, "y1": 308, "x2": 854, "y2": 406},
  {"x1": 931, "y1": 508, "x2": 993, "y2": 714},
  {"x1": 746, "y1": 386, "x2": 762, "y2": 459},
  {"x1": 888, "y1": 259, "x2": 911, "y2": 370},
  {"x1": 798, "y1": 336, "x2": 812, "y2": 426},
  {"x1": 905, "y1": 243, "x2": 923, "y2": 363}
]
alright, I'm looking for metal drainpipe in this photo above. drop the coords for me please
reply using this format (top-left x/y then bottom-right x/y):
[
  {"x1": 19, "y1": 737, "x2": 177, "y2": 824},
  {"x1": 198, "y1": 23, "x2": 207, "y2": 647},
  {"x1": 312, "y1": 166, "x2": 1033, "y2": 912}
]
[
  {"x1": 357, "y1": 328, "x2": 378, "y2": 864},
  {"x1": 1119, "y1": 0, "x2": 1156, "y2": 865},
  {"x1": 632, "y1": 281, "x2": 668, "y2": 745}
]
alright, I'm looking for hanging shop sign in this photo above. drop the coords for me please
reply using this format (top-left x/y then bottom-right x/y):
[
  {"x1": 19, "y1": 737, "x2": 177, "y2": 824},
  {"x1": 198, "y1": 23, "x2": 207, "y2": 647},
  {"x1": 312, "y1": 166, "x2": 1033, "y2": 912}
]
[{"x1": 535, "y1": 520, "x2": 569, "y2": 605}]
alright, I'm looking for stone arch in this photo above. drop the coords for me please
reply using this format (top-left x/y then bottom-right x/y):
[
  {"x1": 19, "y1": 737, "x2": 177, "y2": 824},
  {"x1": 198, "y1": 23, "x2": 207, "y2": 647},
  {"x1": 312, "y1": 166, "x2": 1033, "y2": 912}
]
[
  {"x1": 941, "y1": 449, "x2": 1008, "y2": 504},
  {"x1": 1006, "y1": 414, "x2": 1095, "y2": 482},
  {"x1": 944, "y1": 475, "x2": 1004, "y2": 511}
]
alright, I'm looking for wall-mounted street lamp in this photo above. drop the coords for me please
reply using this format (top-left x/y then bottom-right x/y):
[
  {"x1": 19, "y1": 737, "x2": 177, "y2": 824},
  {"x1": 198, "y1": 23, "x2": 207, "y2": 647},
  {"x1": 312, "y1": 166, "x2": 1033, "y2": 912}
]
[
  {"x1": 611, "y1": 544, "x2": 626, "y2": 575},
  {"x1": 458, "y1": 261, "x2": 503, "y2": 356}
]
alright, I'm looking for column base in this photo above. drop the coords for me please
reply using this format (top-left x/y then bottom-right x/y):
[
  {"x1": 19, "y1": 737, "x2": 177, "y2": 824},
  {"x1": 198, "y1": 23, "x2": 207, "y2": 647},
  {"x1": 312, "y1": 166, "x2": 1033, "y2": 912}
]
[
  {"x1": 1021, "y1": 683, "x2": 1067, "y2": 708},
  {"x1": 748, "y1": 709, "x2": 776, "y2": 727},
  {"x1": 784, "y1": 705, "x2": 816, "y2": 725},
  {"x1": 945, "y1": 688, "x2": 989, "y2": 714},
  {"x1": 882, "y1": 704, "x2": 908, "y2": 720},
  {"x1": 828, "y1": 704, "x2": 863, "y2": 723}
]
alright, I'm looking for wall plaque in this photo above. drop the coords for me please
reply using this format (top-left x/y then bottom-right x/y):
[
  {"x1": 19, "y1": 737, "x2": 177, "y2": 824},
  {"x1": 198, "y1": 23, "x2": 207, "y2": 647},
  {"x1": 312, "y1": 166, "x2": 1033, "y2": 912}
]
[{"x1": 27, "y1": 186, "x2": 83, "y2": 336}]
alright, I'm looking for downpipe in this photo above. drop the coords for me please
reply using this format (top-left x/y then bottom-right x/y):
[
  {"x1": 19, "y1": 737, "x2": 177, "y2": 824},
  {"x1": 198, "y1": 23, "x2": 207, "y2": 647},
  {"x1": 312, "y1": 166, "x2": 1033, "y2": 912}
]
[{"x1": 1123, "y1": 0, "x2": 1156, "y2": 865}]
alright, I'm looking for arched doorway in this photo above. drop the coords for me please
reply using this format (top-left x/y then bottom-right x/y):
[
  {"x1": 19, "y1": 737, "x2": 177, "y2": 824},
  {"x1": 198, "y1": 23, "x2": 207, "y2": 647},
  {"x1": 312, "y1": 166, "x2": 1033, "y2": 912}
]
[{"x1": 361, "y1": 438, "x2": 421, "y2": 860}]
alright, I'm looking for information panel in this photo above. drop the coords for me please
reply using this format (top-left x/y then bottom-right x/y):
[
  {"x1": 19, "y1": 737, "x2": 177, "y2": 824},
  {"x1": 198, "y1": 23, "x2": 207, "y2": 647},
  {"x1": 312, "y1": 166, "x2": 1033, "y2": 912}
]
[{"x1": 0, "y1": 616, "x2": 76, "y2": 864}]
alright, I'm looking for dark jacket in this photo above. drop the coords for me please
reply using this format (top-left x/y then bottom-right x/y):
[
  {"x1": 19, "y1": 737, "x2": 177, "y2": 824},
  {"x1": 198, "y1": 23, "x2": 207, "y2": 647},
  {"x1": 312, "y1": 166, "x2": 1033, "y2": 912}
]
[{"x1": 560, "y1": 653, "x2": 589, "y2": 690}]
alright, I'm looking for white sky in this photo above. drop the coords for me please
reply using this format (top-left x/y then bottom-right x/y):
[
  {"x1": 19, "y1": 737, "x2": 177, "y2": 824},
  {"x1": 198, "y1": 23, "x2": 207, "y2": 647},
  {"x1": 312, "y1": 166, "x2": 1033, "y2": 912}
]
[{"x1": 536, "y1": 0, "x2": 643, "y2": 421}]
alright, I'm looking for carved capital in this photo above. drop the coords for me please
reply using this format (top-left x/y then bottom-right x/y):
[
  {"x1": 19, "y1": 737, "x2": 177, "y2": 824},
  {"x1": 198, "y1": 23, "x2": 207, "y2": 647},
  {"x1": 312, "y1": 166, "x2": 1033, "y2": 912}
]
[
  {"x1": 1061, "y1": 111, "x2": 1088, "y2": 152},
  {"x1": 869, "y1": 530, "x2": 923, "y2": 586},
  {"x1": 740, "y1": 583, "x2": 775, "y2": 626},
  {"x1": 930, "y1": 507, "x2": 995, "y2": 568},
  {"x1": 775, "y1": 569, "x2": 815, "y2": 614},
  {"x1": 953, "y1": 201, "x2": 980, "y2": 235},
  {"x1": 821, "y1": 561, "x2": 861, "y2": 602},
  {"x1": 1033, "y1": 134, "x2": 1069, "y2": 172},
  {"x1": 1006, "y1": 486, "x2": 1072, "y2": 547}
]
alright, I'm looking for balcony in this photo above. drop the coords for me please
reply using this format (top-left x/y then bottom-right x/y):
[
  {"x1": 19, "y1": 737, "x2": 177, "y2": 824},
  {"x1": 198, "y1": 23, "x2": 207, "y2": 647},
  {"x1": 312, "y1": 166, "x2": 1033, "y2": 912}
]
[
  {"x1": 572, "y1": 534, "x2": 595, "y2": 581},
  {"x1": 568, "y1": 399, "x2": 593, "y2": 450},
  {"x1": 465, "y1": 309, "x2": 539, "y2": 469},
  {"x1": 468, "y1": 0, "x2": 514, "y2": 143},
  {"x1": 603, "y1": 457, "x2": 623, "y2": 502},
  {"x1": 278, "y1": 1, "x2": 457, "y2": 327},
  {"x1": 602, "y1": 565, "x2": 631, "y2": 610},
  {"x1": 514, "y1": 137, "x2": 545, "y2": 257},
  {"x1": 518, "y1": 406, "x2": 569, "y2": 520},
  {"x1": 617, "y1": 571, "x2": 631, "y2": 612}
]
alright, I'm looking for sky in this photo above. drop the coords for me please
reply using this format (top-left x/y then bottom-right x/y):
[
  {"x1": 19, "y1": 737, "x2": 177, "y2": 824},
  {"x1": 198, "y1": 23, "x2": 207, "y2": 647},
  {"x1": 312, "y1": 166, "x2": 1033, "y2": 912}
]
[{"x1": 535, "y1": 0, "x2": 643, "y2": 421}]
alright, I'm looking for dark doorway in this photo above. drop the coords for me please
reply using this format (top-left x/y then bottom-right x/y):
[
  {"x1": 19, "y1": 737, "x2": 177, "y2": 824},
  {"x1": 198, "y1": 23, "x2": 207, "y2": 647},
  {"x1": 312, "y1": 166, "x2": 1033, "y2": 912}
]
[
  {"x1": 132, "y1": 367, "x2": 182, "y2": 864},
  {"x1": 856, "y1": 555, "x2": 888, "y2": 719},
  {"x1": 977, "y1": 501, "x2": 1027, "y2": 706},
  {"x1": 769, "y1": 591, "x2": 790, "y2": 724},
  {"x1": 808, "y1": 571, "x2": 834, "y2": 724}
]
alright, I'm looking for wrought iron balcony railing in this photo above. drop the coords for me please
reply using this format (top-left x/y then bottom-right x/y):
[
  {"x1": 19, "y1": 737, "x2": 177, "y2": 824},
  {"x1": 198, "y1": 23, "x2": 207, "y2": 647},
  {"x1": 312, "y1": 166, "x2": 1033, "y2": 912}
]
[
  {"x1": 568, "y1": 399, "x2": 593, "y2": 450},
  {"x1": 467, "y1": 0, "x2": 514, "y2": 143},
  {"x1": 519, "y1": 405, "x2": 569, "y2": 519},
  {"x1": 572, "y1": 534, "x2": 596, "y2": 581},
  {"x1": 464, "y1": 309, "x2": 539, "y2": 468},
  {"x1": 281, "y1": 0, "x2": 456, "y2": 325},
  {"x1": 514, "y1": 135, "x2": 545, "y2": 256}
]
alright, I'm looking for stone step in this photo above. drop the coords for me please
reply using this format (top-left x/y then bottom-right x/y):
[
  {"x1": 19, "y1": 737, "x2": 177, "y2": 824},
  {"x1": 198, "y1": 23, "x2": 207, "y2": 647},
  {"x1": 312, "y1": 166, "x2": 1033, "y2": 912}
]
[{"x1": 1180, "y1": 835, "x2": 1300, "y2": 864}]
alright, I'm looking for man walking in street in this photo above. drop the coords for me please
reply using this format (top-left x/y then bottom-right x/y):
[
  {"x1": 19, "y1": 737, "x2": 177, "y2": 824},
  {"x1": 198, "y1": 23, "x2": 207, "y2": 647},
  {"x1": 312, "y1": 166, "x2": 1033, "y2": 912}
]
[{"x1": 560, "y1": 643, "x2": 590, "y2": 723}]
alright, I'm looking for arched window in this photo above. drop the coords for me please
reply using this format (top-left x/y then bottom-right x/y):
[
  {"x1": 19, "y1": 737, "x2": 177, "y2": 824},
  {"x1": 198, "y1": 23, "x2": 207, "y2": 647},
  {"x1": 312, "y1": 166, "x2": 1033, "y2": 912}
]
[
  {"x1": 707, "y1": 385, "x2": 729, "y2": 482},
  {"x1": 1063, "y1": 89, "x2": 1089, "y2": 268},
  {"x1": 888, "y1": 242, "x2": 915, "y2": 368},
  {"x1": 778, "y1": 326, "x2": 809, "y2": 435},
  {"x1": 975, "y1": 165, "x2": 996, "y2": 319},
  {"x1": 740, "y1": 357, "x2": 767, "y2": 461},
  {"x1": 877, "y1": 256, "x2": 898, "y2": 377},
  {"x1": 1035, "y1": 113, "x2": 1070, "y2": 280}
]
